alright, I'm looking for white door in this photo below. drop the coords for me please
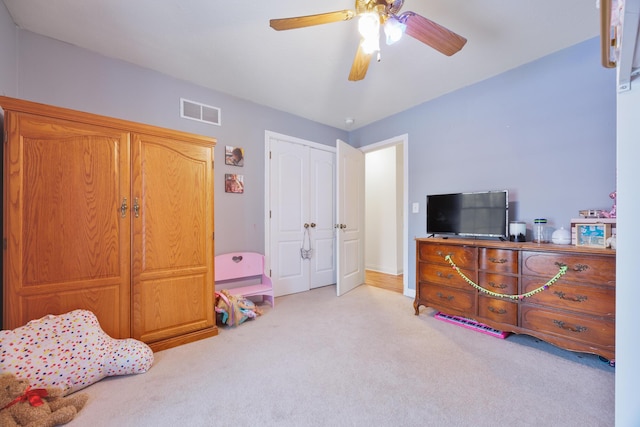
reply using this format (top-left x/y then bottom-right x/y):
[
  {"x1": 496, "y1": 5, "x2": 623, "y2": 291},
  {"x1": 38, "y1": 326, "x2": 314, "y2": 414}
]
[
  {"x1": 336, "y1": 139, "x2": 365, "y2": 296},
  {"x1": 269, "y1": 139, "x2": 310, "y2": 296},
  {"x1": 267, "y1": 132, "x2": 336, "y2": 296},
  {"x1": 309, "y1": 148, "x2": 336, "y2": 288}
]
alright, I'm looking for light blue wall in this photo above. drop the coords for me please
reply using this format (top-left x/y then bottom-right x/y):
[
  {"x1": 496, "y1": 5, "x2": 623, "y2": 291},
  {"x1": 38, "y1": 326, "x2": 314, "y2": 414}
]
[
  {"x1": 350, "y1": 37, "x2": 616, "y2": 291},
  {"x1": 4, "y1": 28, "x2": 347, "y2": 254},
  {"x1": 0, "y1": 1, "x2": 16, "y2": 96}
]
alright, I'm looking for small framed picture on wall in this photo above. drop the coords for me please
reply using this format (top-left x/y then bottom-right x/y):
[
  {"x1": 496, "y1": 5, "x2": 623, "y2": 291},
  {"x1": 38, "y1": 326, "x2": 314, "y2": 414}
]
[
  {"x1": 225, "y1": 174, "x2": 244, "y2": 194},
  {"x1": 225, "y1": 146, "x2": 244, "y2": 166}
]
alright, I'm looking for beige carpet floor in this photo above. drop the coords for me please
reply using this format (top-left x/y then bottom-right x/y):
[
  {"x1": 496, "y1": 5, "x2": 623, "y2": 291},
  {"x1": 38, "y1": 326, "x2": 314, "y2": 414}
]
[{"x1": 68, "y1": 284, "x2": 614, "y2": 427}]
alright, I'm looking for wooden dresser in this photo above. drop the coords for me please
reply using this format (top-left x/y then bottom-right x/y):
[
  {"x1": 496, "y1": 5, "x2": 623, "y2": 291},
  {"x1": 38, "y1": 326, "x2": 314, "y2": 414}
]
[
  {"x1": 415, "y1": 237, "x2": 616, "y2": 360},
  {"x1": 2, "y1": 96, "x2": 217, "y2": 352}
]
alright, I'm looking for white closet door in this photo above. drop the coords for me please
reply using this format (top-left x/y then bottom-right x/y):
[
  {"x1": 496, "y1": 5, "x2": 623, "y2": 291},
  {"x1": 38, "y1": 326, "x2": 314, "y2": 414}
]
[
  {"x1": 309, "y1": 148, "x2": 336, "y2": 288},
  {"x1": 269, "y1": 138, "x2": 310, "y2": 296},
  {"x1": 267, "y1": 133, "x2": 337, "y2": 296}
]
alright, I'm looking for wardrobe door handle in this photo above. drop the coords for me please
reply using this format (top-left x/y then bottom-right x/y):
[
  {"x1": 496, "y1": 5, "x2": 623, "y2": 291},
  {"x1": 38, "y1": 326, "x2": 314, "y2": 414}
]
[
  {"x1": 133, "y1": 198, "x2": 140, "y2": 218},
  {"x1": 120, "y1": 198, "x2": 128, "y2": 218}
]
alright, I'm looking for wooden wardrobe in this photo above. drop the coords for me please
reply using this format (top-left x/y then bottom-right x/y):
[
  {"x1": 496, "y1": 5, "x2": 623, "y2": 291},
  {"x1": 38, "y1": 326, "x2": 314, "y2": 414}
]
[{"x1": 1, "y1": 96, "x2": 217, "y2": 351}]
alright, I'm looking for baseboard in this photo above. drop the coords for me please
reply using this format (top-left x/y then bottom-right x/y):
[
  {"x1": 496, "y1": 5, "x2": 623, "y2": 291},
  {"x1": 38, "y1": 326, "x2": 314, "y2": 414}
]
[{"x1": 365, "y1": 266, "x2": 403, "y2": 275}]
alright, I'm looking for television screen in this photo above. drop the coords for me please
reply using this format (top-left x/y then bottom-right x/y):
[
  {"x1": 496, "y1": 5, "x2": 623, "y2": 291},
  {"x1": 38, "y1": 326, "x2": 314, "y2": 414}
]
[{"x1": 426, "y1": 190, "x2": 509, "y2": 238}]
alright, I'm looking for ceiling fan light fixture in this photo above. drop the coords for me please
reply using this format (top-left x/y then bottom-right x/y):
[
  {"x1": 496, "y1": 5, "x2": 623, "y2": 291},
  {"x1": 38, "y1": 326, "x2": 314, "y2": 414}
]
[
  {"x1": 384, "y1": 17, "x2": 405, "y2": 45},
  {"x1": 270, "y1": 2, "x2": 467, "y2": 81},
  {"x1": 358, "y1": 13, "x2": 381, "y2": 54},
  {"x1": 361, "y1": 36, "x2": 380, "y2": 55}
]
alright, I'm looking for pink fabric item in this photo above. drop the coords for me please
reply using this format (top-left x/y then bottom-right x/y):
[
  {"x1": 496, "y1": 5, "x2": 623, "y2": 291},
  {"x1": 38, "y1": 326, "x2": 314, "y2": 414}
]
[{"x1": 0, "y1": 309, "x2": 154, "y2": 395}]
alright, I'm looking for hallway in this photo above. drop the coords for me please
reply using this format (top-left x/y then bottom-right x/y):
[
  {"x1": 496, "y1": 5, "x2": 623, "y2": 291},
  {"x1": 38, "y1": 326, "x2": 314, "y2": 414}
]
[{"x1": 365, "y1": 270, "x2": 403, "y2": 294}]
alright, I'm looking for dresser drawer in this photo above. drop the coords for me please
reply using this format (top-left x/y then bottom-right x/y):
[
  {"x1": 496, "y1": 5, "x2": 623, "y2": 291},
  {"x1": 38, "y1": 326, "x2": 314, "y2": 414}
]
[
  {"x1": 521, "y1": 277, "x2": 615, "y2": 317},
  {"x1": 521, "y1": 306, "x2": 614, "y2": 348},
  {"x1": 418, "y1": 262, "x2": 476, "y2": 291},
  {"x1": 479, "y1": 248, "x2": 518, "y2": 274},
  {"x1": 522, "y1": 251, "x2": 615, "y2": 285},
  {"x1": 419, "y1": 282, "x2": 475, "y2": 313},
  {"x1": 418, "y1": 243, "x2": 477, "y2": 268},
  {"x1": 478, "y1": 296, "x2": 518, "y2": 325},
  {"x1": 478, "y1": 272, "x2": 518, "y2": 296}
]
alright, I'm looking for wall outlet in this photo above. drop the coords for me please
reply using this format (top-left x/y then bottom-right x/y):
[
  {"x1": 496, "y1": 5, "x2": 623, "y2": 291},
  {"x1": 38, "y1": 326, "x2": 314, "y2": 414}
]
[{"x1": 412, "y1": 202, "x2": 420, "y2": 213}]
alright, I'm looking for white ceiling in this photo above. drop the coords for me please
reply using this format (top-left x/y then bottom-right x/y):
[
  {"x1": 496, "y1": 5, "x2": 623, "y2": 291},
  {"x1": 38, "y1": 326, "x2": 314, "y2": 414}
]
[{"x1": 3, "y1": 0, "x2": 601, "y2": 130}]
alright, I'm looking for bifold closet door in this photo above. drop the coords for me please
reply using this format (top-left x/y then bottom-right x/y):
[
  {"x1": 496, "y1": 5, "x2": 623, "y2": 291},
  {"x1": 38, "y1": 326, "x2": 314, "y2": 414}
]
[{"x1": 130, "y1": 133, "x2": 215, "y2": 347}]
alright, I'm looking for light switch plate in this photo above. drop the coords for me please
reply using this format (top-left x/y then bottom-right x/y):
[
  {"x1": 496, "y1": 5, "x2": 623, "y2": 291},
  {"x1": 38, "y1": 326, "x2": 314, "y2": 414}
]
[{"x1": 412, "y1": 202, "x2": 419, "y2": 213}]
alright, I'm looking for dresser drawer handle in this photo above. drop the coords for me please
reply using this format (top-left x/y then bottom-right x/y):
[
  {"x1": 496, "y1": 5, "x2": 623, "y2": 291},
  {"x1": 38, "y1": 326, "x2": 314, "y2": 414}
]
[
  {"x1": 488, "y1": 306, "x2": 507, "y2": 315},
  {"x1": 436, "y1": 250, "x2": 454, "y2": 257},
  {"x1": 553, "y1": 320, "x2": 587, "y2": 333},
  {"x1": 554, "y1": 291, "x2": 588, "y2": 303},
  {"x1": 436, "y1": 271, "x2": 454, "y2": 280},
  {"x1": 555, "y1": 261, "x2": 589, "y2": 273},
  {"x1": 572, "y1": 264, "x2": 589, "y2": 272},
  {"x1": 489, "y1": 257, "x2": 507, "y2": 264},
  {"x1": 436, "y1": 292, "x2": 454, "y2": 301},
  {"x1": 488, "y1": 281, "x2": 507, "y2": 289}
]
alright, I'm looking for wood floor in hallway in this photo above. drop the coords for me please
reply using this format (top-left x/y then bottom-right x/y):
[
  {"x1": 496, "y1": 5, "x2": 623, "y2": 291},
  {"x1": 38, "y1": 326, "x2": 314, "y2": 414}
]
[{"x1": 365, "y1": 270, "x2": 403, "y2": 293}]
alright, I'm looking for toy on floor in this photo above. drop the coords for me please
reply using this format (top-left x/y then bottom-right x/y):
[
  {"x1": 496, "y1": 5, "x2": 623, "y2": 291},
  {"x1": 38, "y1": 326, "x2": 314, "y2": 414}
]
[
  {"x1": 215, "y1": 290, "x2": 262, "y2": 326},
  {"x1": 0, "y1": 309, "x2": 154, "y2": 396},
  {"x1": 0, "y1": 373, "x2": 88, "y2": 427}
]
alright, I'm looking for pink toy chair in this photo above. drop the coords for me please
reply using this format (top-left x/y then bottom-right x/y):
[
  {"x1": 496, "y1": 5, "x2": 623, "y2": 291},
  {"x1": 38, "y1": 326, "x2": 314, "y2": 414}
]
[{"x1": 214, "y1": 252, "x2": 274, "y2": 307}]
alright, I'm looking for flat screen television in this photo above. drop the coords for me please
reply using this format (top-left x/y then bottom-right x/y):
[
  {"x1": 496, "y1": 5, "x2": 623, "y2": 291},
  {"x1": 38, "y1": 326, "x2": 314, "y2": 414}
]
[{"x1": 426, "y1": 190, "x2": 509, "y2": 239}]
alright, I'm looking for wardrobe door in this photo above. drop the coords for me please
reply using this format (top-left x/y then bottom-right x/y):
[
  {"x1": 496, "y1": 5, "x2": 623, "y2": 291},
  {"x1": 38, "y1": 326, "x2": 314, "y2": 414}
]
[
  {"x1": 130, "y1": 132, "x2": 216, "y2": 350},
  {"x1": 3, "y1": 110, "x2": 131, "y2": 338}
]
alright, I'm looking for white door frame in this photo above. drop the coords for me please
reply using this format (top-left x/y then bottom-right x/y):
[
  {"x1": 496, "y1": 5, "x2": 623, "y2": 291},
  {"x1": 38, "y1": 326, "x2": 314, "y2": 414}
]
[
  {"x1": 264, "y1": 130, "x2": 336, "y2": 291},
  {"x1": 361, "y1": 134, "x2": 411, "y2": 297}
]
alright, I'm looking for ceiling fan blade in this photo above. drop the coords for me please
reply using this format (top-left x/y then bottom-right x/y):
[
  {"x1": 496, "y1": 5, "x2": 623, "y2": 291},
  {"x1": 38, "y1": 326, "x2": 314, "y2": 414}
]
[
  {"x1": 402, "y1": 12, "x2": 467, "y2": 56},
  {"x1": 348, "y1": 41, "x2": 372, "y2": 81},
  {"x1": 270, "y1": 10, "x2": 355, "y2": 31}
]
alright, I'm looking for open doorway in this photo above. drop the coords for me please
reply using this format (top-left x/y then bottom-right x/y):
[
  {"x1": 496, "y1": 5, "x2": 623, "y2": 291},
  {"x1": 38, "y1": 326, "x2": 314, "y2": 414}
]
[{"x1": 362, "y1": 134, "x2": 409, "y2": 296}]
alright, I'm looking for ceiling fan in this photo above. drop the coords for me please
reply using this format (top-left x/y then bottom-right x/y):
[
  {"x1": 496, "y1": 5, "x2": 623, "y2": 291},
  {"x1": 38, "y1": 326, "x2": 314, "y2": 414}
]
[{"x1": 270, "y1": 0, "x2": 467, "y2": 81}]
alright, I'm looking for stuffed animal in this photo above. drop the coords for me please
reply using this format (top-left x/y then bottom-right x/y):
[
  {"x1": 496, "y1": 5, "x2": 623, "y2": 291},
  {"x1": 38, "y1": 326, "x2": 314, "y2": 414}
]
[
  {"x1": 0, "y1": 310, "x2": 154, "y2": 396},
  {"x1": 603, "y1": 190, "x2": 617, "y2": 218},
  {"x1": 0, "y1": 373, "x2": 88, "y2": 427}
]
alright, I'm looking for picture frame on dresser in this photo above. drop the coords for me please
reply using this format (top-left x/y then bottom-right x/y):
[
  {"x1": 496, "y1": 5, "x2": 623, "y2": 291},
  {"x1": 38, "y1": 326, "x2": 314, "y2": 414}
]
[{"x1": 575, "y1": 223, "x2": 612, "y2": 247}]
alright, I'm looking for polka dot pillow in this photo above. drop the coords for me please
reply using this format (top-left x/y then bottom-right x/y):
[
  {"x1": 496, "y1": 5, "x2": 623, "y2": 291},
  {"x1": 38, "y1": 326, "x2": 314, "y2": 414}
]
[{"x1": 0, "y1": 309, "x2": 154, "y2": 395}]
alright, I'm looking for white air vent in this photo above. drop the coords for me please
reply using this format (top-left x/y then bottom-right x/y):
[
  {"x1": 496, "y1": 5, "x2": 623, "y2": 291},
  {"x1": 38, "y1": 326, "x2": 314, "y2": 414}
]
[{"x1": 180, "y1": 98, "x2": 221, "y2": 126}]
